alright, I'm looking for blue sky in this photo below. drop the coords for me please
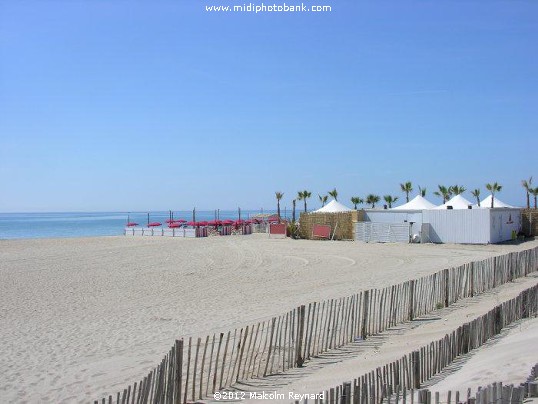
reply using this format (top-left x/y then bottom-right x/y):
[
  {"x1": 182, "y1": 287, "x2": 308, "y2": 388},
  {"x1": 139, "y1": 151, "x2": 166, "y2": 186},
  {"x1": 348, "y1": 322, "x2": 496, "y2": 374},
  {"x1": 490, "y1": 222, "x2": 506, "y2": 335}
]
[{"x1": 0, "y1": 0, "x2": 536, "y2": 212}]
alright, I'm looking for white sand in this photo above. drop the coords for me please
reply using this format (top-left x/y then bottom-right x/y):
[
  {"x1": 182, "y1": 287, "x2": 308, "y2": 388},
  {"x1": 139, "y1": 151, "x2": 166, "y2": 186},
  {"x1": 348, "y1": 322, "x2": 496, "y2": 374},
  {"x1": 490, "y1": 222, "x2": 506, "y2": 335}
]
[
  {"x1": 238, "y1": 274, "x2": 538, "y2": 403},
  {"x1": 0, "y1": 235, "x2": 536, "y2": 403},
  {"x1": 425, "y1": 317, "x2": 538, "y2": 397}
]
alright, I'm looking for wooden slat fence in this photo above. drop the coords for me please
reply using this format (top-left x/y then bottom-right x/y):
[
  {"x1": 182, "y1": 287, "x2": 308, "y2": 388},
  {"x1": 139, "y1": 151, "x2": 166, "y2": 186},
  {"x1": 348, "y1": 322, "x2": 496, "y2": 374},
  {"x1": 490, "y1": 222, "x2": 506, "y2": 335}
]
[
  {"x1": 294, "y1": 284, "x2": 538, "y2": 404},
  {"x1": 95, "y1": 246, "x2": 538, "y2": 404}
]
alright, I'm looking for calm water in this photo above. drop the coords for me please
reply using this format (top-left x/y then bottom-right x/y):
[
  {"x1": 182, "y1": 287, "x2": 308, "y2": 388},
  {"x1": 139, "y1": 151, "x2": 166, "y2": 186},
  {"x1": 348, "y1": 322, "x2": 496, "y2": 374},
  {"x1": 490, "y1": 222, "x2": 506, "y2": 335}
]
[{"x1": 0, "y1": 210, "x2": 278, "y2": 240}]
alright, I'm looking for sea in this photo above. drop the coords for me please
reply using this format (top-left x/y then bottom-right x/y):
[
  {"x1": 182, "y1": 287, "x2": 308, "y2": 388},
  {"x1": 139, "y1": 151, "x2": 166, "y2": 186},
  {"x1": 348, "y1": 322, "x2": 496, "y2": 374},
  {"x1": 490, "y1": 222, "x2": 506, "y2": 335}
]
[{"x1": 0, "y1": 210, "x2": 279, "y2": 240}]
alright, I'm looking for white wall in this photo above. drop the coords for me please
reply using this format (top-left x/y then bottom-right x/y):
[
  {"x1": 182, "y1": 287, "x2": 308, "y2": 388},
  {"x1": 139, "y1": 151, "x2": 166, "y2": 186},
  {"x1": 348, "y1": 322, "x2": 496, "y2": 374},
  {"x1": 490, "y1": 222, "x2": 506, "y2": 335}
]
[
  {"x1": 422, "y1": 209, "x2": 491, "y2": 244},
  {"x1": 489, "y1": 209, "x2": 521, "y2": 243},
  {"x1": 364, "y1": 210, "x2": 423, "y2": 237}
]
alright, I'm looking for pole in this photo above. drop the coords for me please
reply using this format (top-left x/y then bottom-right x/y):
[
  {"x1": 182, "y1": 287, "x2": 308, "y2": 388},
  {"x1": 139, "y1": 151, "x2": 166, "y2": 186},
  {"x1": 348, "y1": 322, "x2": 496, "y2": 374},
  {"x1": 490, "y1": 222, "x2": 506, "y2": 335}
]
[
  {"x1": 147, "y1": 212, "x2": 149, "y2": 226},
  {"x1": 238, "y1": 207, "x2": 241, "y2": 220},
  {"x1": 193, "y1": 208, "x2": 196, "y2": 223}
]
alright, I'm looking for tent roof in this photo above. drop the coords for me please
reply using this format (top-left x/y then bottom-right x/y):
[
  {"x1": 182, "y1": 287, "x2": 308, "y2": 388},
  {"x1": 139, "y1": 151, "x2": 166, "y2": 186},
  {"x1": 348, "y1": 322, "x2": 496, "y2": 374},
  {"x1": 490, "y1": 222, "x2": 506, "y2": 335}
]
[
  {"x1": 392, "y1": 195, "x2": 437, "y2": 210},
  {"x1": 476, "y1": 195, "x2": 516, "y2": 208},
  {"x1": 314, "y1": 199, "x2": 353, "y2": 213},
  {"x1": 434, "y1": 194, "x2": 474, "y2": 210}
]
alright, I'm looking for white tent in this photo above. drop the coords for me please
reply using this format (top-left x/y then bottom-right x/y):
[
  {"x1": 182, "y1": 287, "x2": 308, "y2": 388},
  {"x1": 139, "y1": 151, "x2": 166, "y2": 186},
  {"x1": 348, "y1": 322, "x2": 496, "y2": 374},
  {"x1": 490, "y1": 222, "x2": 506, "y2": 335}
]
[
  {"x1": 314, "y1": 199, "x2": 353, "y2": 213},
  {"x1": 477, "y1": 195, "x2": 515, "y2": 208},
  {"x1": 392, "y1": 195, "x2": 437, "y2": 210},
  {"x1": 434, "y1": 194, "x2": 474, "y2": 210}
]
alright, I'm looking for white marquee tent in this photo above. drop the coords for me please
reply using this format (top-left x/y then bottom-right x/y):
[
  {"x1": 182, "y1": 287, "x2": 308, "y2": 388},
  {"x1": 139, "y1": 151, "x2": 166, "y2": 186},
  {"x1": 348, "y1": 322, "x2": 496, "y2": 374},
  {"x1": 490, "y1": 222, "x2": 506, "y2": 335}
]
[
  {"x1": 314, "y1": 199, "x2": 353, "y2": 213},
  {"x1": 434, "y1": 194, "x2": 474, "y2": 210},
  {"x1": 477, "y1": 195, "x2": 515, "y2": 208},
  {"x1": 392, "y1": 195, "x2": 437, "y2": 210}
]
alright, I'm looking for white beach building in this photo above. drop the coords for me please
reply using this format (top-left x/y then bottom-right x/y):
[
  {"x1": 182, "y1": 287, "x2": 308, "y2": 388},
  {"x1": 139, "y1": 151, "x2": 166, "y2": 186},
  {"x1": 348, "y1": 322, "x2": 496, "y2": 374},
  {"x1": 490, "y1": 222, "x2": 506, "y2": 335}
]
[
  {"x1": 355, "y1": 194, "x2": 521, "y2": 245},
  {"x1": 358, "y1": 195, "x2": 437, "y2": 242}
]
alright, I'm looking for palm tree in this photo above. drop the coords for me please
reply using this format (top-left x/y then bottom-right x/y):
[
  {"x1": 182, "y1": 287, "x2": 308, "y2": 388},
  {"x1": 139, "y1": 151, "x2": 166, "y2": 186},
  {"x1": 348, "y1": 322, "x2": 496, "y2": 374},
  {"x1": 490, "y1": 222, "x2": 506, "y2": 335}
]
[
  {"x1": 522, "y1": 177, "x2": 533, "y2": 209},
  {"x1": 418, "y1": 186, "x2": 427, "y2": 197},
  {"x1": 275, "y1": 192, "x2": 284, "y2": 220},
  {"x1": 485, "y1": 182, "x2": 502, "y2": 208},
  {"x1": 366, "y1": 194, "x2": 380, "y2": 208},
  {"x1": 400, "y1": 181, "x2": 413, "y2": 203},
  {"x1": 434, "y1": 185, "x2": 452, "y2": 203},
  {"x1": 450, "y1": 185, "x2": 466, "y2": 195},
  {"x1": 328, "y1": 188, "x2": 338, "y2": 201},
  {"x1": 383, "y1": 195, "x2": 399, "y2": 208},
  {"x1": 530, "y1": 187, "x2": 538, "y2": 209},
  {"x1": 471, "y1": 189, "x2": 481, "y2": 207},
  {"x1": 297, "y1": 191, "x2": 304, "y2": 211},
  {"x1": 318, "y1": 194, "x2": 328, "y2": 207},
  {"x1": 300, "y1": 190, "x2": 311, "y2": 213},
  {"x1": 350, "y1": 197, "x2": 363, "y2": 210}
]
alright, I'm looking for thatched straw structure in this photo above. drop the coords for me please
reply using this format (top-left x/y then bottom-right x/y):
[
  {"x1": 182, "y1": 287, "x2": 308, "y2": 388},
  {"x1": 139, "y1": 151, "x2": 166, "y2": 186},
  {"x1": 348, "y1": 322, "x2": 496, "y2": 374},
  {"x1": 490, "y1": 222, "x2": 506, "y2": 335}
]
[
  {"x1": 299, "y1": 210, "x2": 364, "y2": 240},
  {"x1": 522, "y1": 209, "x2": 538, "y2": 236}
]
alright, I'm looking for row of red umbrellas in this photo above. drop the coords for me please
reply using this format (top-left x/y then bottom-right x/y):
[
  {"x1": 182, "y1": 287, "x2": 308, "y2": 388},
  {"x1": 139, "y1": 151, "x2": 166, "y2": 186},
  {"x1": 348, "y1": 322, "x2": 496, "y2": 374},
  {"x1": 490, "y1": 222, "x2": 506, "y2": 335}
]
[{"x1": 127, "y1": 218, "x2": 267, "y2": 227}]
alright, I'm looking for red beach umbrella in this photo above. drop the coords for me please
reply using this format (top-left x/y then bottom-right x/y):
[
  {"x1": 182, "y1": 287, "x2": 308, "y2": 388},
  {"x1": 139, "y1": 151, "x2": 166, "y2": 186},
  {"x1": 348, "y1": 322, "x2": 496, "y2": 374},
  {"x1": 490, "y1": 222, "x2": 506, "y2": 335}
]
[
  {"x1": 197, "y1": 221, "x2": 208, "y2": 226},
  {"x1": 222, "y1": 220, "x2": 234, "y2": 225},
  {"x1": 186, "y1": 221, "x2": 196, "y2": 226},
  {"x1": 168, "y1": 223, "x2": 182, "y2": 228},
  {"x1": 174, "y1": 219, "x2": 187, "y2": 223},
  {"x1": 148, "y1": 222, "x2": 162, "y2": 227},
  {"x1": 126, "y1": 222, "x2": 139, "y2": 227}
]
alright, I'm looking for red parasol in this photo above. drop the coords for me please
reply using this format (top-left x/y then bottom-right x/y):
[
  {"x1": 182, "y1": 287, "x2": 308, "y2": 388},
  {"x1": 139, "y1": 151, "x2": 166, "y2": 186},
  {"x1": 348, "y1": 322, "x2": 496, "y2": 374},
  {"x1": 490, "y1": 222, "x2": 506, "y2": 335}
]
[
  {"x1": 126, "y1": 222, "x2": 139, "y2": 227},
  {"x1": 148, "y1": 222, "x2": 162, "y2": 227},
  {"x1": 222, "y1": 220, "x2": 234, "y2": 225},
  {"x1": 168, "y1": 223, "x2": 182, "y2": 228},
  {"x1": 197, "y1": 221, "x2": 208, "y2": 226}
]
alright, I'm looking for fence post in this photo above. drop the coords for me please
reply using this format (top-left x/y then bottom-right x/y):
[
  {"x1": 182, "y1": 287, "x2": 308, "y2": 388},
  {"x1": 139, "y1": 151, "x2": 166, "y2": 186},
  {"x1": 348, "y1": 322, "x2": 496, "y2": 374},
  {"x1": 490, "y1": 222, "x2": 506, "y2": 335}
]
[
  {"x1": 343, "y1": 381, "x2": 352, "y2": 404},
  {"x1": 409, "y1": 280, "x2": 415, "y2": 321},
  {"x1": 494, "y1": 306, "x2": 503, "y2": 334},
  {"x1": 175, "y1": 339, "x2": 183, "y2": 404},
  {"x1": 412, "y1": 350, "x2": 420, "y2": 389},
  {"x1": 444, "y1": 268, "x2": 449, "y2": 307},
  {"x1": 418, "y1": 390, "x2": 428, "y2": 404},
  {"x1": 470, "y1": 263, "x2": 475, "y2": 298},
  {"x1": 296, "y1": 305, "x2": 306, "y2": 367},
  {"x1": 361, "y1": 290, "x2": 370, "y2": 339}
]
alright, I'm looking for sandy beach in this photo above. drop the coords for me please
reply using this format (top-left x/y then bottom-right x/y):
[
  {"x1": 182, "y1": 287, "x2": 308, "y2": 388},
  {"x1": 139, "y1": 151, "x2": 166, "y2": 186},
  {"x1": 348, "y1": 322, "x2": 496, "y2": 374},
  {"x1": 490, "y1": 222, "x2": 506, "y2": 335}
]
[{"x1": 1, "y1": 235, "x2": 537, "y2": 403}]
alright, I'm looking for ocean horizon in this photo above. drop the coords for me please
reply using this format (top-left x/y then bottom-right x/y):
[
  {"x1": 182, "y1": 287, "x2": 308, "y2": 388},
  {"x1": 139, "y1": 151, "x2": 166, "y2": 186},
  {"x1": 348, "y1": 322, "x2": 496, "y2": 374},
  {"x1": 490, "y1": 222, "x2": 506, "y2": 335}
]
[{"x1": 0, "y1": 210, "x2": 284, "y2": 240}]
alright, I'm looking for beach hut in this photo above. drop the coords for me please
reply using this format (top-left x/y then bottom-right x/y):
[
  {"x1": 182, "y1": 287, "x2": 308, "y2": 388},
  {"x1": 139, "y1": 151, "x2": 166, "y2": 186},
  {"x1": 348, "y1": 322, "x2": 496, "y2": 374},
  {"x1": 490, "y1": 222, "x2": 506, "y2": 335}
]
[{"x1": 422, "y1": 207, "x2": 521, "y2": 244}]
